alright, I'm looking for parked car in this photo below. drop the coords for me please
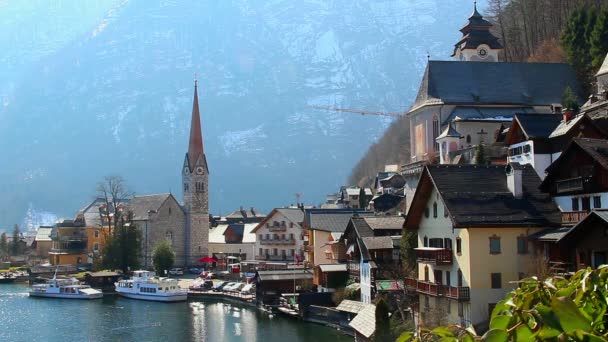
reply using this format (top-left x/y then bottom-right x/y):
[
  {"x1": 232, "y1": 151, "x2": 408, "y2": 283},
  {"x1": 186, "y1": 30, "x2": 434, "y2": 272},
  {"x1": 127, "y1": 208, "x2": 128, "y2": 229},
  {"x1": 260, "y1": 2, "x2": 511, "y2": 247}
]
[
  {"x1": 189, "y1": 280, "x2": 213, "y2": 291},
  {"x1": 168, "y1": 268, "x2": 184, "y2": 276},
  {"x1": 189, "y1": 267, "x2": 202, "y2": 274},
  {"x1": 222, "y1": 282, "x2": 239, "y2": 291},
  {"x1": 212, "y1": 281, "x2": 229, "y2": 292},
  {"x1": 240, "y1": 284, "x2": 255, "y2": 294}
]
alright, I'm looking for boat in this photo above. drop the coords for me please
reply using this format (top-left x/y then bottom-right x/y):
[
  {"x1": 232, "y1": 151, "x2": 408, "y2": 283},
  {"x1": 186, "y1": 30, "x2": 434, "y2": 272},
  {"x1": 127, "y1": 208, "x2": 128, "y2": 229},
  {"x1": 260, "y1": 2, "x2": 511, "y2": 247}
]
[
  {"x1": 114, "y1": 270, "x2": 187, "y2": 302},
  {"x1": 29, "y1": 272, "x2": 103, "y2": 299},
  {"x1": 0, "y1": 273, "x2": 17, "y2": 284}
]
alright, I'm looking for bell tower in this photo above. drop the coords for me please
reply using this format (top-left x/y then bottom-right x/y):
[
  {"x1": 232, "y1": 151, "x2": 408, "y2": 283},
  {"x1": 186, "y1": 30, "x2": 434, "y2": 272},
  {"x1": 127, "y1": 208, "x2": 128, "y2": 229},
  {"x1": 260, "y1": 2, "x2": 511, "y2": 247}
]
[
  {"x1": 452, "y1": 2, "x2": 503, "y2": 62},
  {"x1": 182, "y1": 79, "x2": 209, "y2": 265}
]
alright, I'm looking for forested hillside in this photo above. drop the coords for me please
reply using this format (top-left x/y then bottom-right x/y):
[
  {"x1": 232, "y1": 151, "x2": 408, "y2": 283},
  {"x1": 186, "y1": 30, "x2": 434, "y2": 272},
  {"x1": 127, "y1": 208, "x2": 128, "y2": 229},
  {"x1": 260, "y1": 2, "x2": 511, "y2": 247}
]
[{"x1": 348, "y1": 0, "x2": 608, "y2": 187}]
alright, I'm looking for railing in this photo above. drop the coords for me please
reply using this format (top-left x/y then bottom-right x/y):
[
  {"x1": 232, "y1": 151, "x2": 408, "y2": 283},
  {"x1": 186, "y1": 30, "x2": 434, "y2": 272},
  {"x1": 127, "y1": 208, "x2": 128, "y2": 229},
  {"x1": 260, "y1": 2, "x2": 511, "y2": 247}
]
[
  {"x1": 255, "y1": 255, "x2": 295, "y2": 261},
  {"x1": 259, "y1": 238, "x2": 296, "y2": 245},
  {"x1": 556, "y1": 177, "x2": 584, "y2": 194},
  {"x1": 561, "y1": 211, "x2": 588, "y2": 225},
  {"x1": 415, "y1": 249, "x2": 453, "y2": 265},
  {"x1": 268, "y1": 225, "x2": 287, "y2": 232},
  {"x1": 405, "y1": 278, "x2": 470, "y2": 301}
]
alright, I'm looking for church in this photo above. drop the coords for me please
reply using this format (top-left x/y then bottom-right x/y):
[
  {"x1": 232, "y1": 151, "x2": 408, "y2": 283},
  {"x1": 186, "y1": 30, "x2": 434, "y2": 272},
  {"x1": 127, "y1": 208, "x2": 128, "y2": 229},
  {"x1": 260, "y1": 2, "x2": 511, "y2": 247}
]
[
  {"x1": 402, "y1": 3, "x2": 581, "y2": 212},
  {"x1": 81, "y1": 81, "x2": 211, "y2": 267}
]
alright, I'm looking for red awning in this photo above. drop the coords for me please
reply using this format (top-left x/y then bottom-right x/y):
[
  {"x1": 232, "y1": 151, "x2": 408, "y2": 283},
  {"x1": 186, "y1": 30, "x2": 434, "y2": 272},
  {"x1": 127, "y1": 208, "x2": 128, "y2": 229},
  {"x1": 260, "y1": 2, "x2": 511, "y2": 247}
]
[{"x1": 199, "y1": 256, "x2": 218, "y2": 263}]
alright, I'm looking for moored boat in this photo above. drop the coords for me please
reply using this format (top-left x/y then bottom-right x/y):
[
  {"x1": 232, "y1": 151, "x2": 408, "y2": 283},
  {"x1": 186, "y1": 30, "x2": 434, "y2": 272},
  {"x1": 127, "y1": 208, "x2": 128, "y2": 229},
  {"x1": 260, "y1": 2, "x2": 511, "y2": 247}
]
[
  {"x1": 114, "y1": 270, "x2": 187, "y2": 302},
  {"x1": 29, "y1": 273, "x2": 103, "y2": 299},
  {"x1": 0, "y1": 273, "x2": 17, "y2": 284}
]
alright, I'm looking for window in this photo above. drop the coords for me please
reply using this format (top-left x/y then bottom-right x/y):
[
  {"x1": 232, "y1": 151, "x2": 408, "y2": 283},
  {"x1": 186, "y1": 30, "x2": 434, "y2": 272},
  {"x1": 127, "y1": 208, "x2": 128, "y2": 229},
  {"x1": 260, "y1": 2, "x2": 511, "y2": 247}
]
[
  {"x1": 259, "y1": 234, "x2": 263, "y2": 241},
  {"x1": 429, "y1": 238, "x2": 444, "y2": 248},
  {"x1": 523, "y1": 144, "x2": 531, "y2": 154},
  {"x1": 423, "y1": 236, "x2": 428, "y2": 247},
  {"x1": 446, "y1": 271, "x2": 451, "y2": 286},
  {"x1": 266, "y1": 223, "x2": 269, "y2": 228},
  {"x1": 259, "y1": 248, "x2": 263, "y2": 256},
  {"x1": 265, "y1": 234, "x2": 269, "y2": 240},
  {"x1": 594, "y1": 196, "x2": 602, "y2": 208},
  {"x1": 289, "y1": 233, "x2": 294, "y2": 240},
  {"x1": 290, "y1": 222, "x2": 294, "y2": 228},
  {"x1": 93, "y1": 243, "x2": 99, "y2": 251},
  {"x1": 291, "y1": 249, "x2": 295, "y2": 257},
  {"x1": 168, "y1": 207, "x2": 171, "y2": 215},
  {"x1": 424, "y1": 266, "x2": 429, "y2": 281},
  {"x1": 424, "y1": 207, "x2": 430, "y2": 218},
  {"x1": 196, "y1": 182, "x2": 204, "y2": 192},
  {"x1": 491, "y1": 273, "x2": 502, "y2": 289},
  {"x1": 432, "y1": 116, "x2": 440, "y2": 151},
  {"x1": 456, "y1": 238, "x2": 462, "y2": 255},
  {"x1": 444, "y1": 205, "x2": 448, "y2": 218},
  {"x1": 433, "y1": 202, "x2": 438, "y2": 218},
  {"x1": 572, "y1": 197, "x2": 579, "y2": 211},
  {"x1": 281, "y1": 234, "x2": 285, "y2": 240},
  {"x1": 444, "y1": 238, "x2": 452, "y2": 250},
  {"x1": 457, "y1": 269, "x2": 463, "y2": 287},
  {"x1": 424, "y1": 296, "x2": 430, "y2": 309},
  {"x1": 94, "y1": 230, "x2": 99, "y2": 238},
  {"x1": 282, "y1": 221, "x2": 286, "y2": 226},
  {"x1": 517, "y1": 236, "x2": 528, "y2": 254},
  {"x1": 582, "y1": 197, "x2": 591, "y2": 211},
  {"x1": 273, "y1": 248, "x2": 278, "y2": 256},
  {"x1": 489, "y1": 236, "x2": 501, "y2": 254},
  {"x1": 184, "y1": 183, "x2": 189, "y2": 192}
]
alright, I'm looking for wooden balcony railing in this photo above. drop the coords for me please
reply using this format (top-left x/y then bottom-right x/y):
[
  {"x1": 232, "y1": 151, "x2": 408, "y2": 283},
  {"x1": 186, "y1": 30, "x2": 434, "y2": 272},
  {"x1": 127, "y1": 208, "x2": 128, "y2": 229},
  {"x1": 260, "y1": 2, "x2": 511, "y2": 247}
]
[
  {"x1": 561, "y1": 211, "x2": 588, "y2": 225},
  {"x1": 405, "y1": 277, "x2": 470, "y2": 301},
  {"x1": 415, "y1": 248, "x2": 453, "y2": 265},
  {"x1": 556, "y1": 177, "x2": 584, "y2": 194}
]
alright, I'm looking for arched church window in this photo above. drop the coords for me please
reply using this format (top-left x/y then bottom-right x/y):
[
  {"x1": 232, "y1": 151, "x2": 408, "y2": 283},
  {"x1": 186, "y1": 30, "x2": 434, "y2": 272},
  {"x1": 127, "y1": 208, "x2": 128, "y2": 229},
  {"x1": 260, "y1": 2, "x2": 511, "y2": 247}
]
[
  {"x1": 166, "y1": 232, "x2": 173, "y2": 245},
  {"x1": 466, "y1": 135, "x2": 471, "y2": 144},
  {"x1": 196, "y1": 182, "x2": 204, "y2": 193},
  {"x1": 432, "y1": 116, "x2": 440, "y2": 151},
  {"x1": 184, "y1": 183, "x2": 189, "y2": 192}
]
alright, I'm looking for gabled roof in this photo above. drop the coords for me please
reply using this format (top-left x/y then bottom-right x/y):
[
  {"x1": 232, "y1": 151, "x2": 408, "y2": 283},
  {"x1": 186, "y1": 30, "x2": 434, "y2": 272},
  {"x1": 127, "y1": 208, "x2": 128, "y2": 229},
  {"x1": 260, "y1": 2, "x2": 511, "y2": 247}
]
[
  {"x1": 35, "y1": 227, "x2": 53, "y2": 242},
  {"x1": 226, "y1": 207, "x2": 265, "y2": 219},
  {"x1": 127, "y1": 193, "x2": 180, "y2": 221},
  {"x1": 209, "y1": 222, "x2": 257, "y2": 244},
  {"x1": 543, "y1": 138, "x2": 608, "y2": 178},
  {"x1": 406, "y1": 164, "x2": 561, "y2": 229},
  {"x1": 317, "y1": 264, "x2": 347, "y2": 273},
  {"x1": 305, "y1": 209, "x2": 373, "y2": 233},
  {"x1": 363, "y1": 216, "x2": 404, "y2": 231},
  {"x1": 361, "y1": 236, "x2": 396, "y2": 250},
  {"x1": 251, "y1": 207, "x2": 304, "y2": 233},
  {"x1": 256, "y1": 269, "x2": 313, "y2": 282},
  {"x1": 511, "y1": 114, "x2": 563, "y2": 140},
  {"x1": 530, "y1": 210, "x2": 608, "y2": 243},
  {"x1": 349, "y1": 304, "x2": 376, "y2": 338},
  {"x1": 336, "y1": 299, "x2": 367, "y2": 314},
  {"x1": 445, "y1": 106, "x2": 535, "y2": 124},
  {"x1": 348, "y1": 217, "x2": 374, "y2": 238},
  {"x1": 411, "y1": 61, "x2": 581, "y2": 111},
  {"x1": 437, "y1": 124, "x2": 462, "y2": 139}
]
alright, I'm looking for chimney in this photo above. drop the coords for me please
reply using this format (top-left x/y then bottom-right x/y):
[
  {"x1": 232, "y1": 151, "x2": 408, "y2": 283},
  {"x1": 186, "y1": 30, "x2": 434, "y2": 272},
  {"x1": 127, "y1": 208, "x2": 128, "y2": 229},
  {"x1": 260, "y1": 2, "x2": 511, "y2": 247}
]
[
  {"x1": 506, "y1": 163, "x2": 523, "y2": 199},
  {"x1": 563, "y1": 109, "x2": 574, "y2": 122}
]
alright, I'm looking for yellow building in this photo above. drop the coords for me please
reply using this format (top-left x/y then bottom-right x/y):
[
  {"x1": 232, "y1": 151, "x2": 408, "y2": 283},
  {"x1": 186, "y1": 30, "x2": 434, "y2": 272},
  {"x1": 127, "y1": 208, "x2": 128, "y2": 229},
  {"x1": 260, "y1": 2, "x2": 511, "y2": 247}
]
[
  {"x1": 404, "y1": 164, "x2": 561, "y2": 329},
  {"x1": 49, "y1": 218, "x2": 111, "y2": 266}
]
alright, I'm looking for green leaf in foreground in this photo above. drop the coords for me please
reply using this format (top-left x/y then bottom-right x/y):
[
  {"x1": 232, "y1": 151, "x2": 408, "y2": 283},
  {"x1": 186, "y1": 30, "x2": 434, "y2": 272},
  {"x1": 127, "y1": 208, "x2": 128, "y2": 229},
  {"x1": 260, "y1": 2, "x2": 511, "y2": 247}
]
[{"x1": 551, "y1": 296, "x2": 592, "y2": 333}]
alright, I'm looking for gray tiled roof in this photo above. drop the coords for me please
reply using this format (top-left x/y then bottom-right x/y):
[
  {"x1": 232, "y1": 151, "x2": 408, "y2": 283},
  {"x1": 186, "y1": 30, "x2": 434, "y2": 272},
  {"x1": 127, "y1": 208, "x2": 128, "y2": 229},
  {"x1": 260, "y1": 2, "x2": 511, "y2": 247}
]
[
  {"x1": 421, "y1": 164, "x2": 561, "y2": 228},
  {"x1": 318, "y1": 264, "x2": 347, "y2": 273},
  {"x1": 257, "y1": 269, "x2": 313, "y2": 282},
  {"x1": 276, "y1": 208, "x2": 305, "y2": 224},
  {"x1": 336, "y1": 299, "x2": 367, "y2": 314},
  {"x1": 363, "y1": 216, "x2": 404, "y2": 230},
  {"x1": 446, "y1": 106, "x2": 535, "y2": 124},
  {"x1": 361, "y1": 236, "x2": 395, "y2": 250},
  {"x1": 515, "y1": 114, "x2": 563, "y2": 139},
  {"x1": 412, "y1": 61, "x2": 581, "y2": 111},
  {"x1": 127, "y1": 194, "x2": 173, "y2": 221},
  {"x1": 349, "y1": 304, "x2": 376, "y2": 338}
]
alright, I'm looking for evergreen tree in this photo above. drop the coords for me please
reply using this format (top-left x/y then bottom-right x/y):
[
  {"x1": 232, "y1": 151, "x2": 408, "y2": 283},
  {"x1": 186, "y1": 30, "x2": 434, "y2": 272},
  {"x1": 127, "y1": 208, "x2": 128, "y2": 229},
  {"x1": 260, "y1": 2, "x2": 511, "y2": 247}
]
[
  {"x1": 11, "y1": 224, "x2": 21, "y2": 256},
  {"x1": 474, "y1": 143, "x2": 487, "y2": 166},
  {"x1": 374, "y1": 298, "x2": 391, "y2": 342},
  {"x1": 152, "y1": 240, "x2": 175, "y2": 277},
  {"x1": 0, "y1": 232, "x2": 8, "y2": 260},
  {"x1": 359, "y1": 187, "x2": 367, "y2": 209},
  {"x1": 101, "y1": 213, "x2": 142, "y2": 274},
  {"x1": 562, "y1": 86, "x2": 580, "y2": 112},
  {"x1": 561, "y1": 7, "x2": 597, "y2": 95},
  {"x1": 590, "y1": 6, "x2": 608, "y2": 69}
]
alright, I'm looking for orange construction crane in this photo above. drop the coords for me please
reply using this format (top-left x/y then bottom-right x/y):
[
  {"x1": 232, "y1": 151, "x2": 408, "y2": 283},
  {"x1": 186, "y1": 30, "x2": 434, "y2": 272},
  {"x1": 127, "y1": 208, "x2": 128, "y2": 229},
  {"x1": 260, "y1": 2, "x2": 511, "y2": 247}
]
[{"x1": 309, "y1": 105, "x2": 404, "y2": 118}]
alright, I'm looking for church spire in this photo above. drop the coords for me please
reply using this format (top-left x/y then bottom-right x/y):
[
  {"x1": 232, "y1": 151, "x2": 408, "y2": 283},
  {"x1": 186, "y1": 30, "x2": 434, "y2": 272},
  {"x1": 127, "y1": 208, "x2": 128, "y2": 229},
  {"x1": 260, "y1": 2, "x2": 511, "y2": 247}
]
[{"x1": 187, "y1": 78, "x2": 204, "y2": 170}]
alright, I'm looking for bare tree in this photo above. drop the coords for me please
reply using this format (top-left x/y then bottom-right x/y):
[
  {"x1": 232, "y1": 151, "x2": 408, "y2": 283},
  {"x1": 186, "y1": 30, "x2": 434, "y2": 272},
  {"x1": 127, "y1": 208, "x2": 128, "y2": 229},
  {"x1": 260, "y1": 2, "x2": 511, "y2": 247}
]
[{"x1": 96, "y1": 175, "x2": 133, "y2": 233}]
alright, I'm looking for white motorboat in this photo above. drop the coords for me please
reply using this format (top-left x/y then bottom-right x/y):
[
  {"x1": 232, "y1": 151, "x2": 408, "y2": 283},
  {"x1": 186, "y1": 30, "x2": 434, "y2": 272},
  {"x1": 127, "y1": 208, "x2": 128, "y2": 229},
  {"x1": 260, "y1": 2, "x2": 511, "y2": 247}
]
[
  {"x1": 29, "y1": 273, "x2": 103, "y2": 299},
  {"x1": 114, "y1": 270, "x2": 187, "y2": 302}
]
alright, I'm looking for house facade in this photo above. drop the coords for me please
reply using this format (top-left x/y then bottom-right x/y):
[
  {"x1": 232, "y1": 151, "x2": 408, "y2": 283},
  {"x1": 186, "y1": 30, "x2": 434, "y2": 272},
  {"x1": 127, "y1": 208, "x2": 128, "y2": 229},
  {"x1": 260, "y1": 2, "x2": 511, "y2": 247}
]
[
  {"x1": 253, "y1": 208, "x2": 306, "y2": 263},
  {"x1": 404, "y1": 164, "x2": 561, "y2": 329}
]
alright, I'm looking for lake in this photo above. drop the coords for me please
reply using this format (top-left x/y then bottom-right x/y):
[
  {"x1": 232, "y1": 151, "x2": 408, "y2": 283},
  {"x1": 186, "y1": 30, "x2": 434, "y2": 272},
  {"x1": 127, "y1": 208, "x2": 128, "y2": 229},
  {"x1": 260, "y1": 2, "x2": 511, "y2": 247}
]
[{"x1": 0, "y1": 283, "x2": 352, "y2": 342}]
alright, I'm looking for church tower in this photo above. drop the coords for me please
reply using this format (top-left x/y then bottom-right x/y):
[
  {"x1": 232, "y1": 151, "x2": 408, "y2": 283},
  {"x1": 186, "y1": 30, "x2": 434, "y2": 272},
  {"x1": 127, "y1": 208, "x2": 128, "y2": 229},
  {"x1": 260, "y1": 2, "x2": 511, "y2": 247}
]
[
  {"x1": 452, "y1": 2, "x2": 503, "y2": 62},
  {"x1": 182, "y1": 79, "x2": 209, "y2": 265}
]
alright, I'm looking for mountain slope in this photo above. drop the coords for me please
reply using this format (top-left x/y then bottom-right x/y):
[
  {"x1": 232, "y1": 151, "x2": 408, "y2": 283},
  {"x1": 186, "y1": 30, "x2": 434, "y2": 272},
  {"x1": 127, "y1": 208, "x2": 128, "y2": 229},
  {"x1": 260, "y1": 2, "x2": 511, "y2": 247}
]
[{"x1": 0, "y1": 0, "x2": 472, "y2": 228}]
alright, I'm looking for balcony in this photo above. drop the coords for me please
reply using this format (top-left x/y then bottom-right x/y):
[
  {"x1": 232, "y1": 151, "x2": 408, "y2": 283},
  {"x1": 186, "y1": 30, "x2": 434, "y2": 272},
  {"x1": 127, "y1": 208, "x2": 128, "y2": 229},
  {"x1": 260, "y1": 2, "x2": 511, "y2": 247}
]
[
  {"x1": 561, "y1": 211, "x2": 588, "y2": 225},
  {"x1": 556, "y1": 177, "x2": 584, "y2": 194},
  {"x1": 415, "y1": 248, "x2": 453, "y2": 265},
  {"x1": 405, "y1": 278, "x2": 470, "y2": 301},
  {"x1": 259, "y1": 238, "x2": 296, "y2": 245},
  {"x1": 255, "y1": 255, "x2": 295, "y2": 261},
  {"x1": 268, "y1": 225, "x2": 287, "y2": 232}
]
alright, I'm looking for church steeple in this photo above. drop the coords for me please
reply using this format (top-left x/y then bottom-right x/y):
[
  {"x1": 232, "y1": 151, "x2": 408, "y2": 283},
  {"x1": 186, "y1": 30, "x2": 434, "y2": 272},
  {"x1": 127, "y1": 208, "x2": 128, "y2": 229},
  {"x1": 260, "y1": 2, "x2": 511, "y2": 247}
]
[
  {"x1": 452, "y1": 2, "x2": 503, "y2": 62},
  {"x1": 187, "y1": 79, "x2": 204, "y2": 171}
]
